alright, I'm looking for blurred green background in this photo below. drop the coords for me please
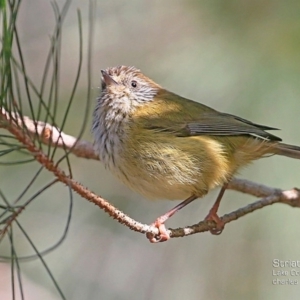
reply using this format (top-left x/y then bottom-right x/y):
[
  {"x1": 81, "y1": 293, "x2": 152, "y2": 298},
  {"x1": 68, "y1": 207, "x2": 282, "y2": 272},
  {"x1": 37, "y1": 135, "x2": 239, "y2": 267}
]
[{"x1": 1, "y1": 0, "x2": 300, "y2": 299}]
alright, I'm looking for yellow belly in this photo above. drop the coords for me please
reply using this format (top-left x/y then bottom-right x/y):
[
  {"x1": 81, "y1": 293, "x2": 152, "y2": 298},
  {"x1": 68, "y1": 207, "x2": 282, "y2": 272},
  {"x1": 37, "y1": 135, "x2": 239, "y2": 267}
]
[{"x1": 112, "y1": 135, "x2": 236, "y2": 200}]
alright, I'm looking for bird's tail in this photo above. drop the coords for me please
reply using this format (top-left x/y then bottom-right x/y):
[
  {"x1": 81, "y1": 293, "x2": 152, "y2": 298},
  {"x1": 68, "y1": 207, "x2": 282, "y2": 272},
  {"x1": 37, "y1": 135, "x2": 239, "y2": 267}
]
[{"x1": 273, "y1": 143, "x2": 300, "y2": 160}]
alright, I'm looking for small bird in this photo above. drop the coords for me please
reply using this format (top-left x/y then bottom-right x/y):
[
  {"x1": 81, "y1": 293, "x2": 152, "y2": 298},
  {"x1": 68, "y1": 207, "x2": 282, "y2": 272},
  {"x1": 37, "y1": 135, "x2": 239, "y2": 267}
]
[{"x1": 92, "y1": 65, "x2": 300, "y2": 243}]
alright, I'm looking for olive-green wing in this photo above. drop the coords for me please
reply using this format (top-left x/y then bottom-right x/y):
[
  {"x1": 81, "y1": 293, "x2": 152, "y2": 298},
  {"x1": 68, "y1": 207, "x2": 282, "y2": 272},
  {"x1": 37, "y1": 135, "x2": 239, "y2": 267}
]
[{"x1": 146, "y1": 112, "x2": 282, "y2": 142}]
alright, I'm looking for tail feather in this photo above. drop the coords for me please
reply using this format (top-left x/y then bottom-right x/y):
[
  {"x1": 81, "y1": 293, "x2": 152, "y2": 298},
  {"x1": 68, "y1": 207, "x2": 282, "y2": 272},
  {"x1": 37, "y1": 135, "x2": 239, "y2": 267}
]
[{"x1": 273, "y1": 143, "x2": 300, "y2": 160}]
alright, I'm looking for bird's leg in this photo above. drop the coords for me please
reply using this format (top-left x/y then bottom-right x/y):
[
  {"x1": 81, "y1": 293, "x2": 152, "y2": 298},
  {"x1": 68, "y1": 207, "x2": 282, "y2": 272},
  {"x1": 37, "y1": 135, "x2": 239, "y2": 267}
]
[
  {"x1": 204, "y1": 183, "x2": 228, "y2": 235},
  {"x1": 147, "y1": 195, "x2": 198, "y2": 243}
]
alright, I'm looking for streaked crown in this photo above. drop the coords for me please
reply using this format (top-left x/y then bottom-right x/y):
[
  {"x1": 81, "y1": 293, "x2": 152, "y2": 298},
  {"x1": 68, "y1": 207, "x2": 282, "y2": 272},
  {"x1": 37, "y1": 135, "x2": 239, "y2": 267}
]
[{"x1": 101, "y1": 66, "x2": 161, "y2": 103}]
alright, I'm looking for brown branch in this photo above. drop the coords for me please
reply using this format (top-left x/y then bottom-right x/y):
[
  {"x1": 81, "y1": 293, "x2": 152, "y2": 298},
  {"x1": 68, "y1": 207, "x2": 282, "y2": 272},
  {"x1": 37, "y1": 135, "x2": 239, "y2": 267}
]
[
  {"x1": 170, "y1": 188, "x2": 300, "y2": 239},
  {"x1": 0, "y1": 107, "x2": 98, "y2": 160},
  {"x1": 1, "y1": 108, "x2": 300, "y2": 242}
]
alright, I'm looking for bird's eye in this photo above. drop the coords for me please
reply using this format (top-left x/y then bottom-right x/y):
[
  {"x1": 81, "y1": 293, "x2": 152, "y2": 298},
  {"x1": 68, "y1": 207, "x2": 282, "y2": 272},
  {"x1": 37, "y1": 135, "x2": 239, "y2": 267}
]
[{"x1": 131, "y1": 80, "x2": 137, "y2": 88}]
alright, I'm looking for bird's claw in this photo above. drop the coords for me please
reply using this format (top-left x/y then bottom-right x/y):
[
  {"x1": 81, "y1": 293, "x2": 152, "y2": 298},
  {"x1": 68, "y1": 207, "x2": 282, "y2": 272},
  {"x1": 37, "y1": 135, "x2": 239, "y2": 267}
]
[
  {"x1": 146, "y1": 220, "x2": 170, "y2": 243},
  {"x1": 205, "y1": 212, "x2": 225, "y2": 235}
]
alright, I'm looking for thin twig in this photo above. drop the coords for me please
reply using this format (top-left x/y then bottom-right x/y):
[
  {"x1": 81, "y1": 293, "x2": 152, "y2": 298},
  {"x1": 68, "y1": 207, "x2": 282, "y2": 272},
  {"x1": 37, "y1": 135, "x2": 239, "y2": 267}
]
[
  {"x1": 170, "y1": 188, "x2": 300, "y2": 239},
  {"x1": 0, "y1": 107, "x2": 98, "y2": 160}
]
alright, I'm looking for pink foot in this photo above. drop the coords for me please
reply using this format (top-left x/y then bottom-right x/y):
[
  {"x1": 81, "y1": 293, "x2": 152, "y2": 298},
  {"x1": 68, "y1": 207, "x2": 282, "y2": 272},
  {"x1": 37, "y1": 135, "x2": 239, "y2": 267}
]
[
  {"x1": 146, "y1": 220, "x2": 171, "y2": 243},
  {"x1": 204, "y1": 212, "x2": 225, "y2": 235}
]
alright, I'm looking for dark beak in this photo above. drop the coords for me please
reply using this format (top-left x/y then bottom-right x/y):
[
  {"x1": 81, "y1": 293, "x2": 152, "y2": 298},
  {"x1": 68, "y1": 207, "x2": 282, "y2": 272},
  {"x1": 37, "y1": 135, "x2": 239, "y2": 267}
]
[{"x1": 101, "y1": 70, "x2": 118, "y2": 86}]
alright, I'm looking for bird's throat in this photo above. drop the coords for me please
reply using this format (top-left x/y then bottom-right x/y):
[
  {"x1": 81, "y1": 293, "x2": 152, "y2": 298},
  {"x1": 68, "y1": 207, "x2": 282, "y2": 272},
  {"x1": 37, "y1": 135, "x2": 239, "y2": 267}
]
[{"x1": 92, "y1": 94, "x2": 131, "y2": 169}]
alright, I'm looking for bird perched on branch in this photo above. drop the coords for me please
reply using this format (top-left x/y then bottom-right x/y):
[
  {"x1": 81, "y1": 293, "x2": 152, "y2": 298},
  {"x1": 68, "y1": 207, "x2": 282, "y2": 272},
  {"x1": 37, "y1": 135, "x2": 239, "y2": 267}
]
[{"x1": 92, "y1": 65, "x2": 300, "y2": 243}]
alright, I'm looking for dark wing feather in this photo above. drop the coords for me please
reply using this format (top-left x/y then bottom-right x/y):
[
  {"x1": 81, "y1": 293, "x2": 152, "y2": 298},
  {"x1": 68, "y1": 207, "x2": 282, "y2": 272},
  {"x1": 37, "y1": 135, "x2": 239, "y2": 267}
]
[
  {"x1": 220, "y1": 113, "x2": 279, "y2": 131},
  {"x1": 147, "y1": 112, "x2": 282, "y2": 142}
]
